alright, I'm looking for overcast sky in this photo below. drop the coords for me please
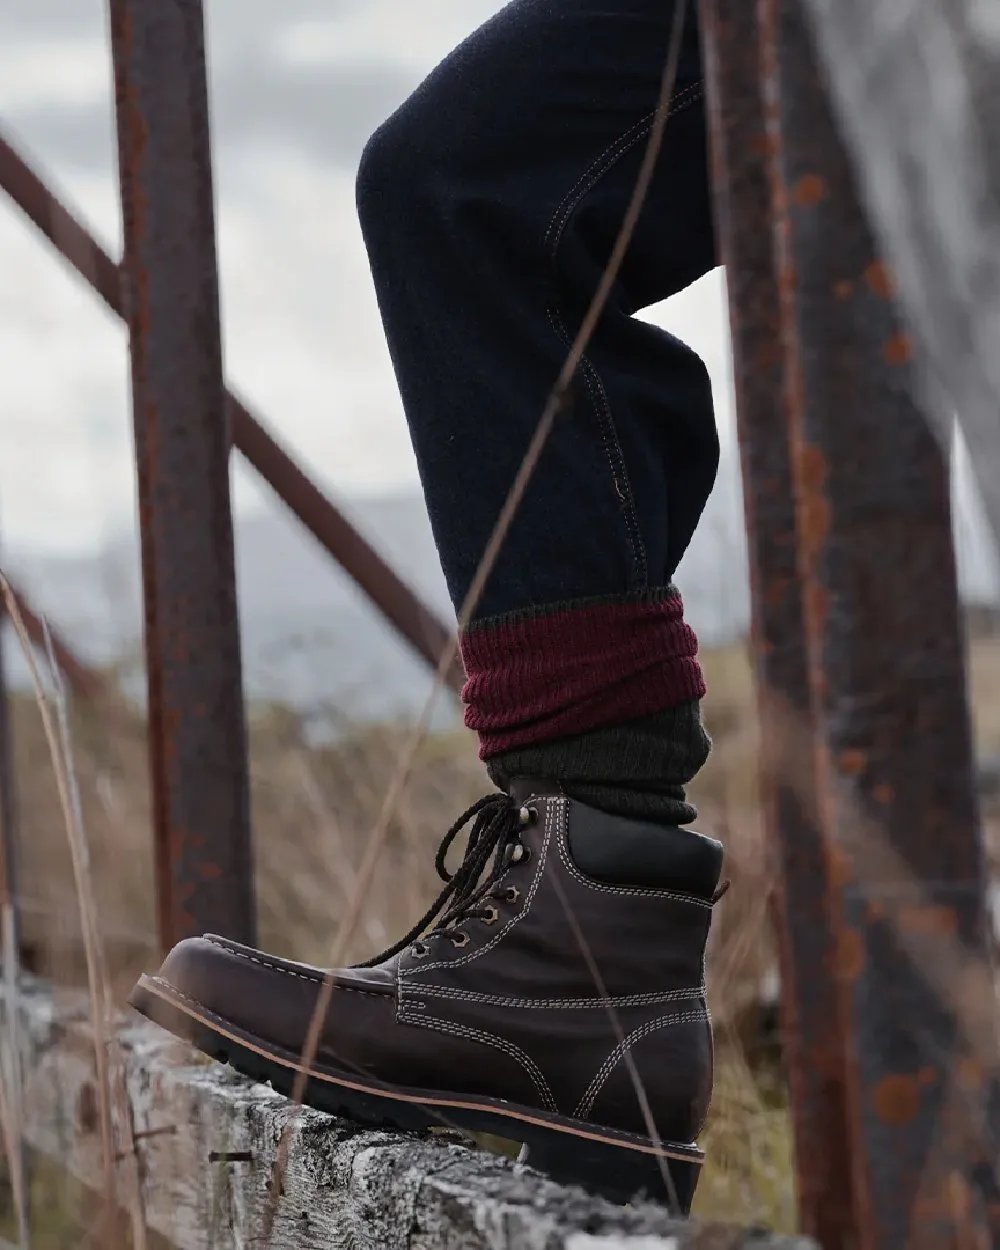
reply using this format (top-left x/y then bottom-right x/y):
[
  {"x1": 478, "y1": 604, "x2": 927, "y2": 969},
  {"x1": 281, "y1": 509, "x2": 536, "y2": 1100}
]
[{"x1": 0, "y1": 0, "x2": 734, "y2": 559}]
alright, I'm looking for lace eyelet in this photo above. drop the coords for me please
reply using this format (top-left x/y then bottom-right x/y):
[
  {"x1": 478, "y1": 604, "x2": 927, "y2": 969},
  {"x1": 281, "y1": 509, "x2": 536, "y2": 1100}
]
[
  {"x1": 411, "y1": 942, "x2": 428, "y2": 958},
  {"x1": 505, "y1": 886, "x2": 521, "y2": 905},
  {"x1": 482, "y1": 904, "x2": 500, "y2": 926},
  {"x1": 518, "y1": 804, "x2": 538, "y2": 827},
  {"x1": 450, "y1": 931, "x2": 470, "y2": 949},
  {"x1": 510, "y1": 843, "x2": 531, "y2": 865}
]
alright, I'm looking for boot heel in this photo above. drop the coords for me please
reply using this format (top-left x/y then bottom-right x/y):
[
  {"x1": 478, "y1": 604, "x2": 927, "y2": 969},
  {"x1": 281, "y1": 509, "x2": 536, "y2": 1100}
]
[{"x1": 516, "y1": 1137, "x2": 701, "y2": 1214}]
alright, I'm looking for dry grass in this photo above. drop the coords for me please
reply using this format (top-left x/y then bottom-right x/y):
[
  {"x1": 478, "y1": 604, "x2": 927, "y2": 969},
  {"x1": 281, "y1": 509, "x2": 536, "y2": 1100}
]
[{"x1": 3, "y1": 627, "x2": 1000, "y2": 1240}]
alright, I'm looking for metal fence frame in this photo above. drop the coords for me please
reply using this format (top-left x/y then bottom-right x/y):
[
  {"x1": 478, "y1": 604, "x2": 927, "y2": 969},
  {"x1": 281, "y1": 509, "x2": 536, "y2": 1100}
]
[{"x1": 0, "y1": 0, "x2": 997, "y2": 1245}]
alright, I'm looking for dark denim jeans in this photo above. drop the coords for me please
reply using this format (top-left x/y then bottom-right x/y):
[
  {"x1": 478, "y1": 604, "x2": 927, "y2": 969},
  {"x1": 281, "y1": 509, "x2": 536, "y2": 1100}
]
[{"x1": 356, "y1": 0, "x2": 718, "y2": 625}]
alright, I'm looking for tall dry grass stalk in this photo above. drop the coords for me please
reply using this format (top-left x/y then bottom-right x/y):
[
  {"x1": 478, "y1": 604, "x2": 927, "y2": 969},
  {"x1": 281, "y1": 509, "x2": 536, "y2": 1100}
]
[
  {"x1": 0, "y1": 579, "x2": 147, "y2": 1250},
  {"x1": 0, "y1": 1043, "x2": 28, "y2": 1249},
  {"x1": 0, "y1": 690, "x2": 28, "y2": 1247}
]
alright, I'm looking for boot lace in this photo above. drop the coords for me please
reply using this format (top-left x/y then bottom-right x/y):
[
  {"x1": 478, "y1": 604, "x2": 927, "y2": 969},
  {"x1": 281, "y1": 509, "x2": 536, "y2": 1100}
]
[{"x1": 358, "y1": 793, "x2": 535, "y2": 967}]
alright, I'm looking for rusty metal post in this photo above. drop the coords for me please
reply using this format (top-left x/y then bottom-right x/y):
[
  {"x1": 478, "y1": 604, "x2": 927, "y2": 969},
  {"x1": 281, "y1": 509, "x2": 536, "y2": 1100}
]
[
  {"x1": 108, "y1": 0, "x2": 255, "y2": 950},
  {"x1": 698, "y1": 4, "x2": 856, "y2": 1245},
  {"x1": 758, "y1": 0, "x2": 1000, "y2": 1245}
]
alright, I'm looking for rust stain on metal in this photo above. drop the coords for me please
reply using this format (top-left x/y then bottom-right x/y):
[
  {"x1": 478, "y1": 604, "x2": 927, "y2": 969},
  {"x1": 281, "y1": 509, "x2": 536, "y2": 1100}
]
[
  {"x1": 755, "y1": 340, "x2": 784, "y2": 373},
  {"x1": 804, "y1": 585, "x2": 830, "y2": 648},
  {"x1": 895, "y1": 904, "x2": 959, "y2": 937},
  {"x1": 796, "y1": 445, "x2": 830, "y2": 552},
  {"x1": 883, "y1": 332, "x2": 913, "y2": 366},
  {"x1": 792, "y1": 173, "x2": 827, "y2": 206},
  {"x1": 865, "y1": 261, "x2": 895, "y2": 300},
  {"x1": 834, "y1": 928, "x2": 864, "y2": 981},
  {"x1": 827, "y1": 844, "x2": 854, "y2": 890},
  {"x1": 838, "y1": 749, "x2": 866, "y2": 777},
  {"x1": 873, "y1": 1074, "x2": 922, "y2": 1127}
]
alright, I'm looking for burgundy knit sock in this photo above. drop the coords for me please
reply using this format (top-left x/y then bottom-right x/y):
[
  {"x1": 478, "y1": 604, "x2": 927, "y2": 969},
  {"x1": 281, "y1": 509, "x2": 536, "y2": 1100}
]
[{"x1": 461, "y1": 587, "x2": 710, "y2": 825}]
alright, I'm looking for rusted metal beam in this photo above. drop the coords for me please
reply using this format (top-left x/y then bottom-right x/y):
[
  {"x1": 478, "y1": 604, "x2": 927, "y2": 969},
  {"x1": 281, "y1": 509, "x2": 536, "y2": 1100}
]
[
  {"x1": 0, "y1": 131, "x2": 464, "y2": 695},
  {"x1": 758, "y1": 1, "x2": 1000, "y2": 1246},
  {"x1": 698, "y1": 4, "x2": 855, "y2": 1245},
  {"x1": 230, "y1": 408, "x2": 462, "y2": 691},
  {"x1": 801, "y1": 0, "x2": 1000, "y2": 554},
  {"x1": 108, "y1": 0, "x2": 255, "y2": 951}
]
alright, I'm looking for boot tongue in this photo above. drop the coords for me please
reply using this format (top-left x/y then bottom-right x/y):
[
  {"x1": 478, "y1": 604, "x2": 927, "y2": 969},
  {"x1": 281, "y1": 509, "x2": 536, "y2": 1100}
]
[{"x1": 508, "y1": 777, "x2": 564, "y2": 803}]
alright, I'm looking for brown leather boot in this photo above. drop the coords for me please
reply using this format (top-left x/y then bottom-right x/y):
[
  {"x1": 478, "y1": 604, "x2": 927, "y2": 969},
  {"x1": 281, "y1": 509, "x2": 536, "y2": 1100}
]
[{"x1": 129, "y1": 782, "x2": 725, "y2": 1211}]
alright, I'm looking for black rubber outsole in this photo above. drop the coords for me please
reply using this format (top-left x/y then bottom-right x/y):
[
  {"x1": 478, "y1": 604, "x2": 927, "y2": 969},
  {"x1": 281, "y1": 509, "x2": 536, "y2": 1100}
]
[{"x1": 130, "y1": 974, "x2": 702, "y2": 1214}]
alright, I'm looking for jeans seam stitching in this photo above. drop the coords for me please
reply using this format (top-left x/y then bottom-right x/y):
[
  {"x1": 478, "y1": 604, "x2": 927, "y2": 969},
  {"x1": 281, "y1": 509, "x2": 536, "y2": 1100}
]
[
  {"x1": 545, "y1": 305, "x2": 647, "y2": 584},
  {"x1": 541, "y1": 82, "x2": 704, "y2": 590},
  {"x1": 542, "y1": 82, "x2": 703, "y2": 254}
]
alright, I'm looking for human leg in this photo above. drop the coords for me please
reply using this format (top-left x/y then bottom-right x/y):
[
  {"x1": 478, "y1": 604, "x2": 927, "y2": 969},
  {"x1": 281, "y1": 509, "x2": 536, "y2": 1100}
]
[{"x1": 356, "y1": 0, "x2": 720, "y2": 823}]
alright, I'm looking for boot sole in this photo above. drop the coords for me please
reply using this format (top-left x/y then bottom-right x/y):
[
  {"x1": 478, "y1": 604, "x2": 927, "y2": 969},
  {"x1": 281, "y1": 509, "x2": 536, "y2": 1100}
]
[{"x1": 130, "y1": 973, "x2": 703, "y2": 1213}]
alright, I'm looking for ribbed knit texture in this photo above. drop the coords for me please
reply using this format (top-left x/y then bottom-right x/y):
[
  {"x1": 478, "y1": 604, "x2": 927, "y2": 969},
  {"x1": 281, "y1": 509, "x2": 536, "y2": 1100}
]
[
  {"x1": 461, "y1": 588, "x2": 706, "y2": 757},
  {"x1": 487, "y1": 702, "x2": 711, "y2": 825}
]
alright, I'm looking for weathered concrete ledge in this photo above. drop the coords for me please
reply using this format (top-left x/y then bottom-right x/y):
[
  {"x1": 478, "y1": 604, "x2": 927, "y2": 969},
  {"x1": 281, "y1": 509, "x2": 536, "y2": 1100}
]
[{"x1": 7, "y1": 979, "x2": 814, "y2": 1250}]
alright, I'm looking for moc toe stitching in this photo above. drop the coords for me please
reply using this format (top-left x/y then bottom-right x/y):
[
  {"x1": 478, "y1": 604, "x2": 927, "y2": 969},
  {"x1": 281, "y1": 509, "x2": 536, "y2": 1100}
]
[
  {"x1": 202, "y1": 936, "x2": 392, "y2": 999},
  {"x1": 148, "y1": 979, "x2": 385, "y2": 1080},
  {"x1": 203, "y1": 938, "x2": 322, "y2": 984}
]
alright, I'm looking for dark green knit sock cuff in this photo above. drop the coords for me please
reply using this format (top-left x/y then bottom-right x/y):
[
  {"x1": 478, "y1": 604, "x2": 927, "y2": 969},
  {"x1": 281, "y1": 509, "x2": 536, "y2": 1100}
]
[{"x1": 486, "y1": 700, "x2": 711, "y2": 826}]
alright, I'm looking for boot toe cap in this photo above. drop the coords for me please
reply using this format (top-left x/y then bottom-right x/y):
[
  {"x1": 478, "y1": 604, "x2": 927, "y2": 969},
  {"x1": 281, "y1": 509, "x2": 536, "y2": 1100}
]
[{"x1": 136, "y1": 934, "x2": 394, "y2": 1061}]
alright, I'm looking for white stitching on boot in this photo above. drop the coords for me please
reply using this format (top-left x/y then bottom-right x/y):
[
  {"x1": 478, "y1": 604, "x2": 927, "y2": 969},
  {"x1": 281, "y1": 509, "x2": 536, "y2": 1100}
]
[
  {"x1": 407, "y1": 983, "x2": 705, "y2": 1010},
  {"x1": 574, "y1": 1008, "x2": 709, "y2": 1119},
  {"x1": 397, "y1": 1009, "x2": 558, "y2": 1112},
  {"x1": 400, "y1": 797, "x2": 556, "y2": 979}
]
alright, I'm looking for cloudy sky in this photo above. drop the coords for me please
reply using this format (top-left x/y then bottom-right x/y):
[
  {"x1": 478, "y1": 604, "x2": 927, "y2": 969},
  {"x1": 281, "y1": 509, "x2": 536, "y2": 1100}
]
[{"x1": 0, "y1": 0, "x2": 735, "y2": 560}]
